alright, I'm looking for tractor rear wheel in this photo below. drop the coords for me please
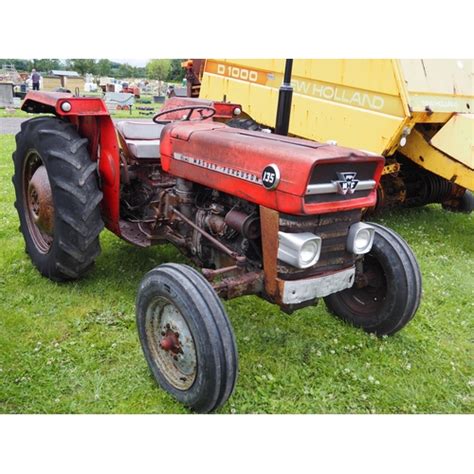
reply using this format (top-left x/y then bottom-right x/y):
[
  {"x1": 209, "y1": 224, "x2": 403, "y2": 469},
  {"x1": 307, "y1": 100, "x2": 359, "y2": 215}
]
[
  {"x1": 12, "y1": 117, "x2": 103, "y2": 281},
  {"x1": 136, "y1": 263, "x2": 238, "y2": 413},
  {"x1": 324, "y1": 223, "x2": 422, "y2": 336}
]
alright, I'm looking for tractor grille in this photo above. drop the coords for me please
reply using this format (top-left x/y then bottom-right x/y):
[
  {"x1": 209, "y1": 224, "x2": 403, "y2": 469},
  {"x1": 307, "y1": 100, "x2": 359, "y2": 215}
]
[
  {"x1": 277, "y1": 209, "x2": 361, "y2": 280},
  {"x1": 305, "y1": 161, "x2": 377, "y2": 204}
]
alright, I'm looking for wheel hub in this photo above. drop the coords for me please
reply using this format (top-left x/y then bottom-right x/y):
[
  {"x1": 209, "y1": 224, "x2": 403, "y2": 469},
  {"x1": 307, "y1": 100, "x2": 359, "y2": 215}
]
[
  {"x1": 159, "y1": 328, "x2": 182, "y2": 354},
  {"x1": 338, "y1": 254, "x2": 387, "y2": 315},
  {"x1": 146, "y1": 298, "x2": 197, "y2": 390},
  {"x1": 28, "y1": 165, "x2": 54, "y2": 236}
]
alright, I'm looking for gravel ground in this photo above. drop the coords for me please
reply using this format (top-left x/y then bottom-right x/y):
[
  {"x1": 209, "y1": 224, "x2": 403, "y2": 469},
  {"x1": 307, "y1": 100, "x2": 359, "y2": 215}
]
[
  {"x1": 0, "y1": 118, "x2": 26, "y2": 135},
  {"x1": 0, "y1": 117, "x2": 149, "y2": 135}
]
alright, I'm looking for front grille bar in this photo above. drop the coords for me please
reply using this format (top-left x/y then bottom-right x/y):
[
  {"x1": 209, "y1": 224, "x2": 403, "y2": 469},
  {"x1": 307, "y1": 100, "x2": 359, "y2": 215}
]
[{"x1": 306, "y1": 179, "x2": 376, "y2": 196}]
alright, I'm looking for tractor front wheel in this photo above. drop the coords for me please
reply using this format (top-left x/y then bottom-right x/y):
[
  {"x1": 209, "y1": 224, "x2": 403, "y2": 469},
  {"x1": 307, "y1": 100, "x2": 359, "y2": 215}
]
[
  {"x1": 324, "y1": 223, "x2": 422, "y2": 336},
  {"x1": 136, "y1": 263, "x2": 238, "y2": 413},
  {"x1": 12, "y1": 117, "x2": 103, "y2": 281}
]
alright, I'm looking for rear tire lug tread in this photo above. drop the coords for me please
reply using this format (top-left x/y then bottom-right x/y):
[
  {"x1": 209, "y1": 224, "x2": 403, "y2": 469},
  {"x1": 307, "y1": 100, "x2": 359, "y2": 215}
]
[
  {"x1": 48, "y1": 149, "x2": 83, "y2": 170},
  {"x1": 78, "y1": 162, "x2": 99, "y2": 186},
  {"x1": 54, "y1": 180, "x2": 88, "y2": 204},
  {"x1": 70, "y1": 137, "x2": 89, "y2": 154},
  {"x1": 13, "y1": 117, "x2": 103, "y2": 281}
]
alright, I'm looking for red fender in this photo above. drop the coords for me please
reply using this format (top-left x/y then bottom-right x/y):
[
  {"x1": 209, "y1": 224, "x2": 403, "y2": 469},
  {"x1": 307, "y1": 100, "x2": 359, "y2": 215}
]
[{"x1": 22, "y1": 91, "x2": 121, "y2": 234}]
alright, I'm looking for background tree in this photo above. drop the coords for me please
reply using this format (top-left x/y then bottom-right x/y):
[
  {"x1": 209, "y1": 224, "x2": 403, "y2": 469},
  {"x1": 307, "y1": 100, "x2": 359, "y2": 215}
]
[
  {"x1": 117, "y1": 63, "x2": 133, "y2": 79},
  {"x1": 167, "y1": 59, "x2": 185, "y2": 82},
  {"x1": 68, "y1": 59, "x2": 97, "y2": 76},
  {"x1": 132, "y1": 66, "x2": 146, "y2": 78},
  {"x1": 0, "y1": 59, "x2": 33, "y2": 71},
  {"x1": 146, "y1": 59, "x2": 171, "y2": 84},
  {"x1": 97, "y1": 59, "x2": 112, "y2": 76},
  {"x1": 31, "y1": 59, "x2": 61, "y2": 73}
]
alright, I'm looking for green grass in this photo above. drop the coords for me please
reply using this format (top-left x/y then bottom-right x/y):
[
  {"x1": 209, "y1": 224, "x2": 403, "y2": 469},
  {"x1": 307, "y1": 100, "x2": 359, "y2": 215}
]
[{"x1": 0, "y1": 133, "x2": 473, "y2": 414}]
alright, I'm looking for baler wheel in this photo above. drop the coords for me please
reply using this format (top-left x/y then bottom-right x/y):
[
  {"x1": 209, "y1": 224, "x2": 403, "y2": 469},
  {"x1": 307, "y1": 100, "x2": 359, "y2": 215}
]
[
  {"x1": 459, "y1": 190, "x2": 474, "y2": 213},
  {"x1": 12, "y1": 117, "x2": 103, "y2": 281},
  {"x1": 442, "y1": 190, "x2": 474, "y2": 214},
  {"x1": 136, "y1": 263, "x2": 238, "y2": 413},
  {"x1": 324, "y1": 223, "x2": 422, "y2": 336}
]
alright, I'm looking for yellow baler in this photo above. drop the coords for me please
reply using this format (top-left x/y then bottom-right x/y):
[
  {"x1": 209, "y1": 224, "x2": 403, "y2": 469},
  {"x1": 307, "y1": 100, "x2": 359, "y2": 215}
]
[{"x1": 194, "y1": 59, "x2": 474, "y2": 211}]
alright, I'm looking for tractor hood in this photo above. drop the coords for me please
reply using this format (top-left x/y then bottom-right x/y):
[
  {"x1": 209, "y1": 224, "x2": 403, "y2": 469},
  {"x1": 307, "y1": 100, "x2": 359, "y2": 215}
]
[{"x1": 160, "y1": 122, "x2": 384, "y2": 215}]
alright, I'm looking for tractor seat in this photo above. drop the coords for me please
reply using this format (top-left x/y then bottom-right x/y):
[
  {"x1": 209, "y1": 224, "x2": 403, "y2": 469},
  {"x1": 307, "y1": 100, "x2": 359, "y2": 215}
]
[{"x1": 116, "y1": 121, "x2": 164, "y2": 159}]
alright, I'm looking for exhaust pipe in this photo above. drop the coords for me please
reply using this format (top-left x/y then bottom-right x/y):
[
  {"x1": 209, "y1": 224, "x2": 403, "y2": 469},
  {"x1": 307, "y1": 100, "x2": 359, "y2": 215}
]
[{"x1": 275, "y1": 59, "x2": 294, "y2": 136}]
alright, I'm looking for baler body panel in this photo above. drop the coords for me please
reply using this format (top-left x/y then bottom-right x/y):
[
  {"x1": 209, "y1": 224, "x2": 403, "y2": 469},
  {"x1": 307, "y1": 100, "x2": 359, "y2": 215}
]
[{"x1": 199, "y1": 59, "x2": 474, "y2": 190}]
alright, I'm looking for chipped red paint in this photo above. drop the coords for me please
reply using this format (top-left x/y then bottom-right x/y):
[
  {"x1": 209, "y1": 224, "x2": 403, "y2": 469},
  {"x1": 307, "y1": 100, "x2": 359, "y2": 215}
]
[{"x1": 160, "y1": 121, "x2": 384, "y2": 215}]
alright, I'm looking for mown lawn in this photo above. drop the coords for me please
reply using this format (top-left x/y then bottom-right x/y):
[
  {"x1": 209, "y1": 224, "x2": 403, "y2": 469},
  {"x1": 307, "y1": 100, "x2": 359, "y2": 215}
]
[{"x1": 0, "y1": 133, "x2": 473, "y2": 414}]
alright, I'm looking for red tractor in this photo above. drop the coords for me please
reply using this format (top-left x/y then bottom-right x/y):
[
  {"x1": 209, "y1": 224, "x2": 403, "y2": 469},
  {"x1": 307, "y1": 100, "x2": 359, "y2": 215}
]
[{"x1": 13, "y1": 89, "x2": 421, "y2": 413}]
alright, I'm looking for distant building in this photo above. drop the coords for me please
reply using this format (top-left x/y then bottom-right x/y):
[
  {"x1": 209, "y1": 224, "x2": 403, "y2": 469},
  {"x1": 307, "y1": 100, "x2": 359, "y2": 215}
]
[{"x1": 43, "y1": 70, "x2": 85, "y2": 91}]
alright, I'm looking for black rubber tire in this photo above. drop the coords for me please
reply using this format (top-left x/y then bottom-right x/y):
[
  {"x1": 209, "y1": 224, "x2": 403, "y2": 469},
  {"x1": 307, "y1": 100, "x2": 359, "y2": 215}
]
[
  {"x1": 136, "y1": 263, "x2": 238, "y2": 413},
  {"x1": 226, "y1": 117, "x2": 263, "y2": 132},
  {"x1": 324, "y1": 223, "x2": 422, "y2": 336},
  {"x1": 12, "y1": 116, "x2": 103, "y2": 281},
  {"x1": 457, "y1": 190, "x2": 474, "y2": 213},
  {"x1": 442, "y1": 190, "x2": 474, "y2": 214}
]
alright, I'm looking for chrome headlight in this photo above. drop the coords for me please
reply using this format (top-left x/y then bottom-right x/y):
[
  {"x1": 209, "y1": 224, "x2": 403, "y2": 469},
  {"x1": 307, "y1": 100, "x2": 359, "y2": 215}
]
[
  {"x1": 347, "y1": 222, "x2": 375, "y2": 254},
  {"x1": 278, "y1": 232, "x2": 322, "y2": 269}
]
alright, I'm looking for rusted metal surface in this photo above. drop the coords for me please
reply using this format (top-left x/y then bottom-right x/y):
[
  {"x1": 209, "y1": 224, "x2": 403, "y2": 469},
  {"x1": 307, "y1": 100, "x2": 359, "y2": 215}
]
[
  {"x1": 28, "y1": 165, "x2": 54, "y2": 236},
  {"x1": 276, "y1": 266, "x2": 355, "y2": 305},
  {"x1": 159, "y1": 328, "x2": 182, "y2": 354},
  {"x1": 382, "y1": 161, "x2": 401, "y2": 175},
  {"x1": 440, "y1": 183, "x2": 469, "y2": 211},
  {"x1": 213, "y1": 271, "x2": 263, "y2": 299},
  {"x1": 205, "y1": 214, "x2": 227, "y2": 235},
  {"x1": 146, "y1": 297, "x2": 197, "y2": 390},
  {"x1": 172, "y1": 207, "x2": 246, "y2": 264},
  {"x1": 259, "y1": 206, "x2": 279, "y2": 299},
  {"x1": 23, "y1": 153, "x2": 53, "y2": 254},
  {"x1": 225, "y1": 209, "x2": 261, "y2": 239},
  {"x1": 202, "y1": 265, "x2": 239, "y2": 281},
  {"x1": 374, "y1": 174, "x2": 406, "y2": 211},
  {"x1": 183, "y1": 59, "x2": 203, "y2": 97}
]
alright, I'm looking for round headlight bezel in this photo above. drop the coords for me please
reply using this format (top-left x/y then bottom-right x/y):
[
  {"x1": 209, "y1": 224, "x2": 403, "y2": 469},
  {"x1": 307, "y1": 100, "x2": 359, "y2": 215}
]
[
  {"x1": 299, "y1": 240, "x2": 320, "y2": 267},
  {"x1": 347, "y1": 223, "x2": 375, "y2": 255},
  {"x1": 354, "y1": 229, "x2": 372, "y2": 252}
]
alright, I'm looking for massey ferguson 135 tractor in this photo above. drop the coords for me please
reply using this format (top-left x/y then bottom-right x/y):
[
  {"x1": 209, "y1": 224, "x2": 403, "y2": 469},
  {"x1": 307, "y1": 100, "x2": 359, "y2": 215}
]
[{"x1": 13, "y1": 84, "x2": 422, "y2": 412}]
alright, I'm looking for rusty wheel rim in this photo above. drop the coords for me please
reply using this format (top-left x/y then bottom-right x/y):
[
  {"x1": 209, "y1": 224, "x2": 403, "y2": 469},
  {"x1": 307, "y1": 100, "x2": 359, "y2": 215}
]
[
  {"x1": 145, "y1": 296, "x2": 197, "y2": 390},
  {"x1": 338, "y1": 255, "x2": 387, "y2": 316},
  {"x1": 23, "y1": 150, "x2": 54, "y2": 254}
]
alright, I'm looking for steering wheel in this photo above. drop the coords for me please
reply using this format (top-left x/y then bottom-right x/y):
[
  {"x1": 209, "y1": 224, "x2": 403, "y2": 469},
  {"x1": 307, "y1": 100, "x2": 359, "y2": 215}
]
[{"x1": 153, "y1": 105, "x2": 217, "y2": 124}]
